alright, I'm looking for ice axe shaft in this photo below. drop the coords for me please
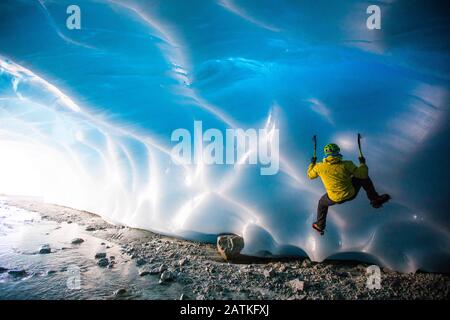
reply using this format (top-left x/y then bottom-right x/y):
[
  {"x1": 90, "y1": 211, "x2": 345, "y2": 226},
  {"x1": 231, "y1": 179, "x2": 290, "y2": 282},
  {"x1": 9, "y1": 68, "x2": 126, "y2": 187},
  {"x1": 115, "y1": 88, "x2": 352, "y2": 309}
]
[
  {"x1": 313, "y1": 135, "x2": 317, "y2": 158},
  {"x1": 357, "y1": 133, "x2": 363, "y2": 157}
]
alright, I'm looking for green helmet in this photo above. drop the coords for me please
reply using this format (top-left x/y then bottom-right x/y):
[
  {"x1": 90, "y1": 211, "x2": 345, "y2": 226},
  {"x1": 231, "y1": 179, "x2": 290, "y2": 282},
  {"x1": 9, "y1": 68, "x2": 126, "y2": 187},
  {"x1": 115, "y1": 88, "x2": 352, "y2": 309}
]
[{"x1": 324, "y1": 143, "x2": 340, "y2": 156}]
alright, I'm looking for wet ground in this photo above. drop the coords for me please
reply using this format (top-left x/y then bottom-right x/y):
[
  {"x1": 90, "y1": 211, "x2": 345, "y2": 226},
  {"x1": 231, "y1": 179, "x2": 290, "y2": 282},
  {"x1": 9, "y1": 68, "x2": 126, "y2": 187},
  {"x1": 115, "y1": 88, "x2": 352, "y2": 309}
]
[
  {"x1": 0, "y1": 199, "x2": 184, "y2": 299},
  {"x1": 0, "y1": 197, "x2": 449, "y2": 300}
]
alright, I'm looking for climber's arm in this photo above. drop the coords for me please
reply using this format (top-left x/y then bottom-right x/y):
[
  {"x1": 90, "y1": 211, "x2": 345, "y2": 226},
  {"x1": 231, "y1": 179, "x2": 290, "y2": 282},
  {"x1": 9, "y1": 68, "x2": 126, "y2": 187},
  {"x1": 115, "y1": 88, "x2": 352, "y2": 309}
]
[
  {"x1": 307, "y1": 163, "x2": 320, "y2": 179},
  {"x1": 348, "y1": 160, "x2": 368, "y2": 179}
]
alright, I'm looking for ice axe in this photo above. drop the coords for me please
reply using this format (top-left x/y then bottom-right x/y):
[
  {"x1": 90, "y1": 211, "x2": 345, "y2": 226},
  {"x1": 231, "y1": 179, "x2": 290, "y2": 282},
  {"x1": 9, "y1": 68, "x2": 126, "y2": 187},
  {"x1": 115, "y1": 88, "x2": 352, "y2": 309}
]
[
  {"x1": 357, "y1": 133, "x2": 365, "y2": 163},
  {"x1": 312, "y1": 134, "x2": 317, "y2": 164},
  {"x1": 357, "y1": 133, "x2": 363, "y2": 157}
]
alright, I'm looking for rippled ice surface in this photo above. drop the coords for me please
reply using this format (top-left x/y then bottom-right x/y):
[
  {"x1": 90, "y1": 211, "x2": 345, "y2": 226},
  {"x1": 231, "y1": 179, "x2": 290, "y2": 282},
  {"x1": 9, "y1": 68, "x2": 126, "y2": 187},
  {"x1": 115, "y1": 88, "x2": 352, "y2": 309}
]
[
  {"x1": 0, "y1": 1, "x2": 449, "y2": 273},
  {"x1": 0, "y1": 201, "x2": 183, "y2": 299}
]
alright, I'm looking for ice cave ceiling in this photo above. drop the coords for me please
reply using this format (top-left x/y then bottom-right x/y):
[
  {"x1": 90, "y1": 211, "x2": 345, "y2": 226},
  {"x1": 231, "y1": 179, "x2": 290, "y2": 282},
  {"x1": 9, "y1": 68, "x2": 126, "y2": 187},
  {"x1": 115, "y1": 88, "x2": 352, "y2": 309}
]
[{"x1": 0, "y1": 0, "x2": 449, "y2": 272}]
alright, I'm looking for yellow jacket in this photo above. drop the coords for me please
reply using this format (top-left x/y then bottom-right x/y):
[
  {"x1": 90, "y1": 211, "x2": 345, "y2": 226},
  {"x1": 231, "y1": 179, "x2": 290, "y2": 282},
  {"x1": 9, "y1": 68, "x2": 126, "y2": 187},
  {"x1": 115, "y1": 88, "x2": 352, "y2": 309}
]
[{"x1": 307, "y1": 156, "x2": 368, "y2": 202}]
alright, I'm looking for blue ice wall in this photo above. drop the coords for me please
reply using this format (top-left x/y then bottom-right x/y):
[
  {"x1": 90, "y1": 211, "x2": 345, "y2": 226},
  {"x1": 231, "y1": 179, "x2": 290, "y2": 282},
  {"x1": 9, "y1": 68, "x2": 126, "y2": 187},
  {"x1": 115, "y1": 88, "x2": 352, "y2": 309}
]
[{"x1": 0, "y1": 0, "x2": 449, "y2": 272}]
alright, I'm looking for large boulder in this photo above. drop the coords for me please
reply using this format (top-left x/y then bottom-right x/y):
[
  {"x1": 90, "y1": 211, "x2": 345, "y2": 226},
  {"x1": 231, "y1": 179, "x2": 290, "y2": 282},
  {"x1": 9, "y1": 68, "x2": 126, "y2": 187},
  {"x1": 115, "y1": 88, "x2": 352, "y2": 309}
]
[{"x1": 217, "y1": 235, "x2": 244, "y2": 261}]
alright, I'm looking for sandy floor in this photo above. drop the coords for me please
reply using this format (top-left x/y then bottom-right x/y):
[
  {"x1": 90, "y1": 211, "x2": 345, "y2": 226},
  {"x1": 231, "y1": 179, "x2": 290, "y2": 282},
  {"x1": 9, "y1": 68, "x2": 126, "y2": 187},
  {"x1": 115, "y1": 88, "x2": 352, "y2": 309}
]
[{"x1": 1, "y1": 197, "x2": 449, "y2": 300}]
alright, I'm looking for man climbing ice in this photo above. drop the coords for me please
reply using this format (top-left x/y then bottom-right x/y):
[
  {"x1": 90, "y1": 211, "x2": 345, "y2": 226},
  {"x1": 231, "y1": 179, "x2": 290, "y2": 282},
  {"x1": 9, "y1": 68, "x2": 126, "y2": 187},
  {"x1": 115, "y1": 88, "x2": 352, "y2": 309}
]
[{"x1": 307, "y1": 142, "x2": 391, "y2": 235}]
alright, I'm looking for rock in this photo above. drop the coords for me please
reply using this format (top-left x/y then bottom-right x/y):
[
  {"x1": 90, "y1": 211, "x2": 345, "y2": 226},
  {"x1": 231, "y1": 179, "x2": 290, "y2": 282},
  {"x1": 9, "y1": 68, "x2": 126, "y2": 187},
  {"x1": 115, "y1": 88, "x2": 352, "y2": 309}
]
[
  {"x1": 217, "y1": 235, "x2": 244, "y2": 261},
  {"x1": 0, "y1": 267, "x2": 9, "y2": 273},
  {"x1": 301, "y1": 259, "x2": 312, "y2": 268},
  {"x1": 39, "y1": 244, "x2": 51, "y2": 254},
  {"x1": 85, "y1": 226, "x2": 96, "y2": 231},
  {"x1": 288, "y1": 294, "x2": 307, "y2": 300},
  {"x1": 97, "y1": 257, "x2": 109, "y2": 267},
  {"x1": 158, "y1": 264, "x2": 168, "y2": 273},
  {"x1": 357, "y1": 264, "x2": 367, "y2": 271},
  {"x1": 149, "y1": 267, "x2": 160, "y2": 275},
  {"x1": 71, "y1": 238, "x2": 84, "y2": 244},
  {"x1": 159, "y1": 270, "x2": 174, "y2": 283},
  {"x1": 179, "y1": 293, "x2": 188, "y2": 300},
  {"x1": 136, "y1": 258, "x2": 147, "y2": 266},
  {"x1": 336, "y1": 270, "x2": 351, "y2": 278},
  {"x1": 178, "y1": 258, "x2": 188, "y2": 266},
  {"x1": 391, "y1": 279, "x2": 402, "y2": 289},
  {"x1": 263, "y1": 269, "x2": 275, "y2": 278},
  {"x1": 139, "y1": 269, "x2": 150, "y2": 276},
  {"x1": 114, "y1": 288, "x2": 127, "y2": 296},
  {"x1": 95, "y1": 252, "x2": 107, "y2": 259},
  {"x1": 288, "y1": 279, "x2": 304, "y2": 293},
  {"x1": 8, "y1": 269, "x2": 27, "y2": 277}
]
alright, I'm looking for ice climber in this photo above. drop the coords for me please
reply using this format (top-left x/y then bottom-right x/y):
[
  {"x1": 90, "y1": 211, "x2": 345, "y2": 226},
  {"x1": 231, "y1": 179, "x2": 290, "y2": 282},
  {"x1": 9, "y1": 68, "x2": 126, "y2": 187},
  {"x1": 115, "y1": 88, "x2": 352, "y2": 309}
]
[{"x1": 307, "y1": 143, "x2": 391, "y2": 235}]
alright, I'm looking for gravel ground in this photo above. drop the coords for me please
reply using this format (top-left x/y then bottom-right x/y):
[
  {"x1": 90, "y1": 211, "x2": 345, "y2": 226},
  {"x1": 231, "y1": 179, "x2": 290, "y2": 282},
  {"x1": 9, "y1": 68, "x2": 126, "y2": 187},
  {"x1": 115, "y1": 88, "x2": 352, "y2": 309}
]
[{"x1": 4, "y1": 199, "x2": 449, "y2": 300}]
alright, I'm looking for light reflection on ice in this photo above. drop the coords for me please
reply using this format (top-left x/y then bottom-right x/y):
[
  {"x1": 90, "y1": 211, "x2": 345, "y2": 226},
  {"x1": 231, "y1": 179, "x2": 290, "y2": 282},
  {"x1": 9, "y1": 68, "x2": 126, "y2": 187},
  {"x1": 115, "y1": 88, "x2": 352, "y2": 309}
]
[{"x1": 0, "y1": 0, "x2": 448, "y2": 272}]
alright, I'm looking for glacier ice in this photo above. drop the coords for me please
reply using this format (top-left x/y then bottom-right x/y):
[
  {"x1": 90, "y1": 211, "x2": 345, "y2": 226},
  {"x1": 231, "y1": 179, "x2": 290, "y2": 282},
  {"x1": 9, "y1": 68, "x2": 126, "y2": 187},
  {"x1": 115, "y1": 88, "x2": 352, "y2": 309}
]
[{"x1": 0, "y1": 0, "x2": 449, "y2": 273}]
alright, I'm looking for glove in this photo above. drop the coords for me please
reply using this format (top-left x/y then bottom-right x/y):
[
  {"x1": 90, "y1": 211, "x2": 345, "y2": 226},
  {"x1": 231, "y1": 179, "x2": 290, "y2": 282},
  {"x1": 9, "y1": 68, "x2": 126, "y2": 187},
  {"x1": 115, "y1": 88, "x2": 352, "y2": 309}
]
[
  {"x1": 358, "y1": 156, "x2": 366, "y2": 164},
  {"x1": 311, "y1": 157, "x2": 317, "y2": 165}
]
